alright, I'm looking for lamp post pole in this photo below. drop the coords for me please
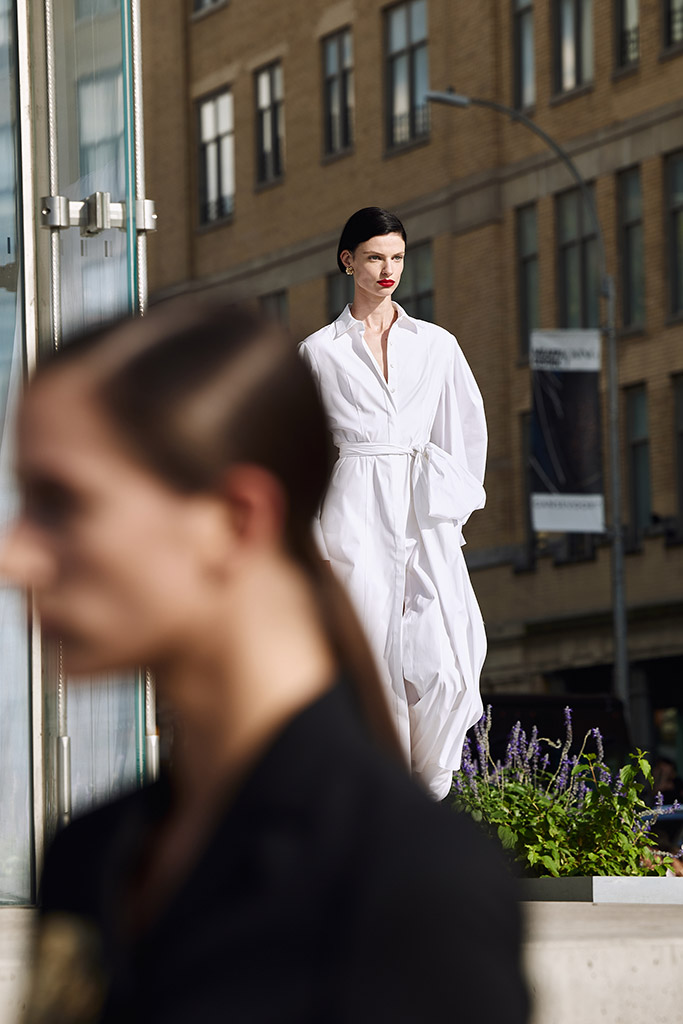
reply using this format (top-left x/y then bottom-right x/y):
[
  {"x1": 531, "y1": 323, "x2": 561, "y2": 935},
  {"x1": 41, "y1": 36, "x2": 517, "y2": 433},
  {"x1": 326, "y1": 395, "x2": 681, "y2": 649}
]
[{"x1": 425, "y1": 90, "x2": 629, "y2": 722}]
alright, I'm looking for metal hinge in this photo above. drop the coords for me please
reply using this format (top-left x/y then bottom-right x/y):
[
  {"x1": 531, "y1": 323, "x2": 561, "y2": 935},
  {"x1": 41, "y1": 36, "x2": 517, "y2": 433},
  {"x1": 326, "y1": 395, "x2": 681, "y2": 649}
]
[{"x1": 40, "y1": 191, "x2": 157, "y2": 235}]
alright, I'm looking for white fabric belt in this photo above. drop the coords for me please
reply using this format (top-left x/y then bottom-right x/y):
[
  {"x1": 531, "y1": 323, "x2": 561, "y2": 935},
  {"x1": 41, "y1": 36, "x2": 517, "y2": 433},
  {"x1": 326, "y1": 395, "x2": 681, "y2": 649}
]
[{"x1": 337, "y1": 441, "x2": 485, "y2": 526}]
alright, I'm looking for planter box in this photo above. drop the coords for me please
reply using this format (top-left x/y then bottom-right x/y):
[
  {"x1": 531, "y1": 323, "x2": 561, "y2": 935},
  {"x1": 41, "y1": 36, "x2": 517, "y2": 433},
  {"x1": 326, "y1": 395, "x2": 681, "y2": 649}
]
[{"x1": 520, "y1": 875, "x2": 683, "y2": 904}]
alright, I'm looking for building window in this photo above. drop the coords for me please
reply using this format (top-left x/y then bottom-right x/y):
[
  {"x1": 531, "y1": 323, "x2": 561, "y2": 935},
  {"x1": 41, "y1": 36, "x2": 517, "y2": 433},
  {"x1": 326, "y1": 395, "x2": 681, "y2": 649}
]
[
  {"x1": 556, "y1": 186, "x2": 599, "y2": 328},
  {"x1": 517, "y1": 411, "x2": 537, "y2": 570},
  {"x1": 618, "y1": 167, "x2": 645, "y2": 328},
  {"x1": 259, "y1": 289, "x2": 289, "y2": 325},
  {"x1": 554, "y1": 0, "x2": 594, "y2": 92},
  {"x1": 394, "y1": 241, "x2": 433, "y2": 320},
  {"x1": 255, "y1": 62, "x2": 284, "y2": 185},
  {"x1": 194, "y1": 0, "x2": 222, "y2": 11},
  {"x1": 513, "y1": 0, "x2": 535, "y2": 109},
  {"x1": 517, "y1": 204, "x2": 539, "y2": 360},
  {"x1": 76, "y1": 0, "x2": 119, "y2": 18},
  {"x1": 322, "y1": 28, "x2": 354, "y2": 156},
  {"x1": 675, "y1": 375, "x2": 683, "y2": 527},
  {"x1": 667, "y1": 150, "x2": 683, "y2": 315},
  {"x1": 327, "y1": 271, "x2": 354, "y2": 321},
  {"x1": 664, "y1": 0, "x2": 683, "y2": 47},
  {"x1": 77, "y1": 71, "x2": 124, "y2": 195},
  {"x1": 625, "y1": 385, "x2": 651, "y2": 539},
  {"x1": 616, "y1": 0, "x2": 639, "y2": 66},
  {"x1": 385, "y1": 0, "x2": 429, "y2": 148},
  {"x1": 198, "y1": 89, "x2": 235, "y2": 225}
]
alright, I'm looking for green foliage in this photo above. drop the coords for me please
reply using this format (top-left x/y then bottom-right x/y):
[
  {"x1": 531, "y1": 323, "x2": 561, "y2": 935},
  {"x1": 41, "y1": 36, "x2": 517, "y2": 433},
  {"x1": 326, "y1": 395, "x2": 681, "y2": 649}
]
[{"x1": 451, "y1": 707, "x2": 671, "y2": 877}]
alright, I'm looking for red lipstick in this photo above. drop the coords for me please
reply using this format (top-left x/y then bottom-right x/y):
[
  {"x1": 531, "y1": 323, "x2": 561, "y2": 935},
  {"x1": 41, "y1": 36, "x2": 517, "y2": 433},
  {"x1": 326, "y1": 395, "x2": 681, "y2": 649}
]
[{"x1": 379, "y1": 279, "x2": 395, "y2": 288}]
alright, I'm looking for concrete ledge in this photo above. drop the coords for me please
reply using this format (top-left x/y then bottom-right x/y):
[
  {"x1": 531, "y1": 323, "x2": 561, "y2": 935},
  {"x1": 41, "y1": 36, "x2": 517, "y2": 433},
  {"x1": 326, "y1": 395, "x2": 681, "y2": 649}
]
[
  {"x1": 520, "y1": 875, "x2": 683, "y2": 904},
  {"x1": 525, "y1": 902, "x2": 683, "y2": 1024}
]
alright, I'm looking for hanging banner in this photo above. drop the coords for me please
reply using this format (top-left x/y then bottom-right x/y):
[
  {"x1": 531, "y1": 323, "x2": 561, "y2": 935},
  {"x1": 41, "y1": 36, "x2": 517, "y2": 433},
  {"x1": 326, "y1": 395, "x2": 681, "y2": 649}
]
[{"x1": 530, "y1": 329, "x2": 605, "y2": 534}]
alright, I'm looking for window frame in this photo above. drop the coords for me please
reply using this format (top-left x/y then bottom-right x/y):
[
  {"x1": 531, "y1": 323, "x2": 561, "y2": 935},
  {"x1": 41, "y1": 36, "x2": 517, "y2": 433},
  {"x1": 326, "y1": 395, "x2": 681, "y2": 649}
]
[
  {"x1": 617, "y1": 165, "x2": 645, "y2": 330},
  {"x1": 556, "y1": 184, "x2": 599, "y2": 329},
  {"x1": 666, "y1": 150, "x2": 683, "y2": 316},
  {"x1": 384, "y1": 0, "x2": 430, "y2": 150},
  {"x1": 254, "y1": 61, "x2": 285, "y2": 186},
  {"x1": 624, "y1": 384, "x2": 651, "y2": 542},
  {"x1": 321, "y1": 27, "x2": 354, "y2": 158},
  {"x1": 615, "y1": 0, "x2": 640, "y2": 68},
  {"x1": 196, "y1": 87, "x2": 236, "y2": 227},
  {"x1": 513, "y1": 0, "x2": 535, "y2": 110},
  {"x1": 393, "y1": 240, "x2": 434, "y2": 320},
  {"x1": 553, "y1": 0, "x2": 594, "y2": 94},
  {"x1": 663, "y1": 0, "x2": 683, "y2": 49},
  {"x1": 674, "y1": 374, "x2": 683, "y2": 531},
  {"x1": 516, "y1": 202, "x2": 539, "y2": 361}
]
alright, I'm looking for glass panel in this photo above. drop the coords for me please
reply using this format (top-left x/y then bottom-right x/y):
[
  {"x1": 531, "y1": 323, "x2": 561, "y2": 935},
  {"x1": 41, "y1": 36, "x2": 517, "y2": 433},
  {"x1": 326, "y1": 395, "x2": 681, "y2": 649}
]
[
  {"x1": 563, "y1": 245, "x2": 581, "y2": 327},
  {"x1": 388, "y1": 4, "x2": 408, "y2": 53},
  {"x1": 675, "y1": 209, "x2": 683, "y2": 311},
  {"x1": 560, "y1": 0, "x2": 576, "y2": 91},
  {"x1": 671, "y1": 154, "x2": 683, "y2": 205},
  {"x1": 273, "y1": 63, "x2": 284, "y2": 102},
  {"x1": 524, "y1": 258, "x2": 540, "y2": 330},
  {"x1": 672, "y1": 0, "x2": 683, "y2": 45},
  {"x1": 216, "y1": 90, "x2": 232, "y2": 134},
  {"x1": 342, "y1": 29, "x2": 353, "y2": 68},
  {"x1": 200, "y1": 97, "x2": 216, "y2": 143},
  {"x1": 205, "y1": 138, "x2": 218, "y2": 210},
  {"x1": 0, "y1": 0, "x2": 31, "y2": 904},
  {"x1": 220, "y1": 133, "x2": 235, "y2": 209},
  {"x1": 625, "y1": 0, "x2": 639, "y2": 31},
  {"x1": 558, "y1": 190, "x2": 579, "y2": 243},
  {"x1": 415, "y1": 242, "x2": 433, "y2": 294},
  {"x1": 626, "y1": 222, "x2": 645, "y2": 326},
  {"x1": 325, "y1": 36, "x2": 338, "y2": 76},
  {"x1": 621, "y1": 167, "x2": 641, "y2": 222},
  {"x1": 327, "y1": 272, "x2": 354, "y2": 320},
  {"x1": 627, "y1": 388, "x2": 648, "y2": 440},
  {"x1": 581, "y1": 0, "x2": 594, "y2": 81},
  {"x1": 518, "y1": 204, "x2": 537, "y2": 257},
  {"x1": 632, "y1": 442, "x2": 651, "y2": 531},
  {"x1": 416, "y1": 293, "x2": 434, "y2": 321},
  {"x1": 257, "y1": 69, "x2": 270, "y2": 110},
  {"x1": 391, "y1": 53, "x2": 410, "y2": 144},
  {"x1": 409, "y1": 0, "x2": 428, "y2": 42},
  {"x1": 585, "y1": 236, "x2": 599, "y2": 327},
  {"x1": 413, "y1": 43, "x2": 429, "y2": 132},
  {"x1": 520, "y1": 10, "x2": 535, "y2": 107},
  {"x1": 329, "y1": 77, "x2": 341, "y2": 151},
  {"x1": 49, "y1": 0, "x2": 143, "y2": 817}
]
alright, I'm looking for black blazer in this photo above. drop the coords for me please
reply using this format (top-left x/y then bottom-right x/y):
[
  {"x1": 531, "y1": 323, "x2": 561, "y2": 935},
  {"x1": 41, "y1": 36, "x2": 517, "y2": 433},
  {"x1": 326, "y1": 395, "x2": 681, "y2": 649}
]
[{"x1": 36, "y1": 683, "x2": 528, "y2": 1024}]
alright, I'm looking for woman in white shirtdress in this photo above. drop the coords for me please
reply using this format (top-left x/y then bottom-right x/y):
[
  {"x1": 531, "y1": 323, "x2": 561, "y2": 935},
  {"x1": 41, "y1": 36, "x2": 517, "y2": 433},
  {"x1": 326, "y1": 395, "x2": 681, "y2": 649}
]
[{"x1": 300, "y1": 208, "x2": 487, "y2": 800}]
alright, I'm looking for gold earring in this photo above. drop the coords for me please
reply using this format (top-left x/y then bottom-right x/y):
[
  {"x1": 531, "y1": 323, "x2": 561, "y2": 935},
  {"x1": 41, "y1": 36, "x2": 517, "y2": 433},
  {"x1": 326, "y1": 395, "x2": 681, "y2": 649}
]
[{"x1": 345, "y1": 266, "x2": 354, "y2": 276}]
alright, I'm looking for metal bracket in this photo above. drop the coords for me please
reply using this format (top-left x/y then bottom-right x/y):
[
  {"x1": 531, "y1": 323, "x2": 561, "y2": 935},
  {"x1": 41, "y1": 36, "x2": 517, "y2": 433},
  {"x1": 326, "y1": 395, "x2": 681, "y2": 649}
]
[{"x1": 40, "y1": 192, "x2": 157, "y2": 235}]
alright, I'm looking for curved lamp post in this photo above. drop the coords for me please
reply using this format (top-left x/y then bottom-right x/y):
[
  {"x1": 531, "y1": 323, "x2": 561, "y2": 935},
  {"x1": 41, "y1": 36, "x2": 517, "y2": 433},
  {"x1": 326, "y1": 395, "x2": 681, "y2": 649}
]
[{"x1": 425, "y1": 89, "x2": 629, "y2": 722}]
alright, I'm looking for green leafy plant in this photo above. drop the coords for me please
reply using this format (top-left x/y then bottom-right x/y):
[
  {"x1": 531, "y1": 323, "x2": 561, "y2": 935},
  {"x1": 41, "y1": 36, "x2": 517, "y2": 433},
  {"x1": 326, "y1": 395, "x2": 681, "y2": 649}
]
[{"x1": 451, "y1": 706, "x2": 674, "y2": 877}]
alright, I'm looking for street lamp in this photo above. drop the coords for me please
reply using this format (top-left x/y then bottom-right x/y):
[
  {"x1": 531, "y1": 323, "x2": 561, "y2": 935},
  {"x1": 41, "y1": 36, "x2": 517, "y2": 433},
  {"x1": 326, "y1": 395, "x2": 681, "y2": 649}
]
[{"x1": 425, "y1": 89, "x2": 629, "y2": 722}]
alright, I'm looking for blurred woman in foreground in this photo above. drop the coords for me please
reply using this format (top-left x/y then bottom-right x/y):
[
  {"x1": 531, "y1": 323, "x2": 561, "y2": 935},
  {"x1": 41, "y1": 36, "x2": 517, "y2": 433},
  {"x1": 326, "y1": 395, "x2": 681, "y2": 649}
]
[{"x1": 2, "y1": 300, "x2": 527, "y2": 1024}]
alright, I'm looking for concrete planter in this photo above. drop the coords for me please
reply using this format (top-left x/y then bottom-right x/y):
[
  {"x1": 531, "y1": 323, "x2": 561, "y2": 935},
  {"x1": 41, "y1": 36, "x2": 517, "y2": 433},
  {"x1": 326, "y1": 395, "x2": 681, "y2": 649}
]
[{"x1": 520, "y1": 875, "x2": 683, "y2": 904}]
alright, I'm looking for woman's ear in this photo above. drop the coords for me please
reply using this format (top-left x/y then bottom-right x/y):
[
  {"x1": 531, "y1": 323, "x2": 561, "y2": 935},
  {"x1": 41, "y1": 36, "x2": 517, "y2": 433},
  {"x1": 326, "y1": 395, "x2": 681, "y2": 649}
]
[{"x1": 220, "y1": 464, "x2": 287, "y2": 550}]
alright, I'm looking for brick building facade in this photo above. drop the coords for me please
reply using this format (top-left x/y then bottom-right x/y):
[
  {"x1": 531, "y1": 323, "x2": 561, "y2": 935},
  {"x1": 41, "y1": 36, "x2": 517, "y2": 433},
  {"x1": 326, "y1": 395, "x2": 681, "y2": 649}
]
[{"x1": 141, "y1": 0, "x2": 683, "y2": 757}]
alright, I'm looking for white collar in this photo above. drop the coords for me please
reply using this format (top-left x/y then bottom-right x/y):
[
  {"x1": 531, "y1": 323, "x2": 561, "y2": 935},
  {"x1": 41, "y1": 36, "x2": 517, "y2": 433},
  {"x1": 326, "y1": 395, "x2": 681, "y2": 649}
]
[{"x1": 332, "y1": 302, "x2": 418, "y2": 339}]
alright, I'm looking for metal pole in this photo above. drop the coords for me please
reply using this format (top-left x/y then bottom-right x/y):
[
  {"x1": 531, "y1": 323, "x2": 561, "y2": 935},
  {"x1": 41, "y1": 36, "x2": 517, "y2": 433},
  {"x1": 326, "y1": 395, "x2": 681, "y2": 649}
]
[{"x1": 426, "y1": 90, "x2": 629, "y2": 721}]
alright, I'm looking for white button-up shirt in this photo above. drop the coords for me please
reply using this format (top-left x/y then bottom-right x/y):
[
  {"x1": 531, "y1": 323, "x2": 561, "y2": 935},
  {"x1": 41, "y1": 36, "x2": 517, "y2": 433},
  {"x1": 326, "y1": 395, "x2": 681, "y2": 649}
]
[{"x1": 300, "y1": 303, "x2": 488, "y2": 799}]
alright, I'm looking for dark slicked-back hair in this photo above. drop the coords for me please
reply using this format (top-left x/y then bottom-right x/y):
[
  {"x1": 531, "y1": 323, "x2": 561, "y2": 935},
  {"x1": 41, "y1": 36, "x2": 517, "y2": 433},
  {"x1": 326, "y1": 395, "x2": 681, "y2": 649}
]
[
  {"x1": 336, "y1": 207, "x2": 407, "y2": 273},
  {"x1": 35, "y1": 297, "x2": 403, "y2": 762}
]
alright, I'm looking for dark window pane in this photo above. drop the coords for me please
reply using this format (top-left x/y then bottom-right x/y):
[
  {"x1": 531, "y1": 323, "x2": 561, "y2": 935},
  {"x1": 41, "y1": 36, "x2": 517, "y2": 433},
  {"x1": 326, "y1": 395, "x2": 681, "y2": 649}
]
[{"x1": 386, "y1": 1, "x2": 429, "y2": 147}]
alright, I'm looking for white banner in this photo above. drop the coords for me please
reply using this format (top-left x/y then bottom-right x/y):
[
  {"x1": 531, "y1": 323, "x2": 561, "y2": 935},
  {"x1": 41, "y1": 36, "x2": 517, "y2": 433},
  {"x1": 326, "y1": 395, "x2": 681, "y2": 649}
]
[
  {"x1": 530, "y1": 329, "x2": 601, "y2": 373},
  {"x1": 531, "y1": 493, "x2": 605, "y2": 534}
]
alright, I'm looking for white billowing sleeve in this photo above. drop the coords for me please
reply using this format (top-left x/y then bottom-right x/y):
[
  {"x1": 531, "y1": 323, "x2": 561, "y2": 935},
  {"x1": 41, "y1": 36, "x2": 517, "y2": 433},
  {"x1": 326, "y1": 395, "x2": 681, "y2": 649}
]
[
  {"x1": 298, "y1": 341, "x2": 330, "y2": 560},
  {"x1": 429, "y1": 334, "x2": 488, "y2": 532}
]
